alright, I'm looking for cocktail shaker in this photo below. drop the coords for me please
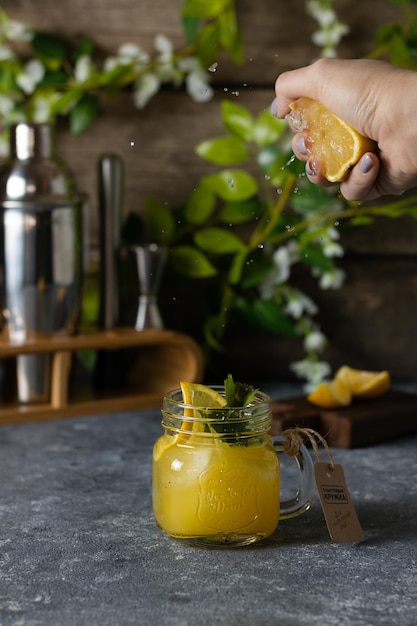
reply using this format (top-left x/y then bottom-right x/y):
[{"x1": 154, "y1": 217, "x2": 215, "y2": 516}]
[{"x1": 0, "y1": 123, "x2": 83, "y2": 403}]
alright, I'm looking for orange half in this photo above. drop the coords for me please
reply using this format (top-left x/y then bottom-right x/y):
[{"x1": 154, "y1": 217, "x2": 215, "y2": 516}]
[{"x1": 287, "y1": 97, "x2": 376, "y2": 183}]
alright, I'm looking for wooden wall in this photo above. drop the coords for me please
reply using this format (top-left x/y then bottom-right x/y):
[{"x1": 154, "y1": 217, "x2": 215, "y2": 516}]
[{"x1": 4, "y1": 0, "x2": 417, "y2": 382}]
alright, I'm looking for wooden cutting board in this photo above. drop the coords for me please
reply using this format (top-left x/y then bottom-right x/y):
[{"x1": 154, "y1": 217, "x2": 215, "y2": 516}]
[{"x1": 270, "y1": 390, "x2": 417, "y2": 448}]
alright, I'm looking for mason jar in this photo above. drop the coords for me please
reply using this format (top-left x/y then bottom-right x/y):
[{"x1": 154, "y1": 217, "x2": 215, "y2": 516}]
[{"x1": 153, "y1": 386, "x2": 315, "y2": 547}]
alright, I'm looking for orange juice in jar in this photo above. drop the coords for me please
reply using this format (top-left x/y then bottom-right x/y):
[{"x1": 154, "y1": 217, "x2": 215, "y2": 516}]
[{"x1": 152, "y1": 385, "x2": 314, "y2": 547}]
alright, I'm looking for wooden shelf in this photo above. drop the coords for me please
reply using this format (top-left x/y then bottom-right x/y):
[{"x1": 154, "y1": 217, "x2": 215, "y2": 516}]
[{"x1": 0, "y1": 328, "x2": 204, "y2": 425}]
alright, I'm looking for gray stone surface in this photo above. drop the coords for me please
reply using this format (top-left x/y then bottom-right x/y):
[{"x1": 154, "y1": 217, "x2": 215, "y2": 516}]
[{"x1": 1, "y1": 389, "x2": 417, "y2": 626}]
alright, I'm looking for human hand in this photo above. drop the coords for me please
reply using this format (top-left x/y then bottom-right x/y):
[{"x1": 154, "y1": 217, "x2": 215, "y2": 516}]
[{"x1": 273, "y1": 58, "x2": 417, "y2": 201}]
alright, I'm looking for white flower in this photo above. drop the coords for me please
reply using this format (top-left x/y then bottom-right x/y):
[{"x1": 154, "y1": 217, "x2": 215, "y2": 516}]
[
  {"x1": 308, "y1": 4, "x2": 336, "y2": 27},
  {"x1": 0, "y1": 94, "x2": 14, "y2": 116},
  {"x1": 185, "y1": 70, "x2": 213, "y2": 103},
  {"x1": 16, "y1": 59, "x2": 45, "y2": 95},
  {"x1": 177, "y1": 56, "x2": 214, "y2": 102},
  {"x1": 306, "y1": 0, "x2": 349, "y2": 57},
  {"x1": 285, "y1": 288, "x2": 318, "y2": 319},
  {"x1": 323, "y1": 240, "x2": 344, "y2": 257},
  {"x1": 133, "y1": 73, "x2": 160, "y2": 108},
  {"x1": 117, "y1": 42, "x2": 150, "y2": 66},
  {"x1": 273, "y1": 246, "x2": 292, "y2": 283},
  {"x1": 312, "y1": 22, "x2": 349, "y2": 48},
  {"x1": 32, "y1": 97, "x2": 52, "y2": 122},
  {"x1": 177, "y1": 57, "x2": 201, "y2": 73},
  {"x1": 154, "y1": 34, "x2": 182, "y2": 84},
  {"x1": 290, "y1": 357, "x2": 331, "y2": 388},
  {"x1": 0, "y1": 44, "x2": 14, "y2": 60},
  {"x1": 103, "y1": 56, "x2": 119, "y2": 72},
  {"x1": 31, "y1": 92, "x2": 61, "y2": 122},
  {"x1": 74, "y1": 54, "x2": 93, "y2": 82},
  {"x1": 158, "y1": 64, "x2": 183, "y2": 86},
  {"x1": 315, "y1": 267, "x2": 346, "y2": 289},
  {"x1": 155, "y1": 34, "x2": 173, "y2": 63},
  {"x1": 303, "y1": 330, "x2": 327, "y2": 352},
  {"x1": 259, "y1": 243, "x2": 300, "y2": 298},
  {"x1": 3, "y1": 18, "x2": 31, "y2": 42}
]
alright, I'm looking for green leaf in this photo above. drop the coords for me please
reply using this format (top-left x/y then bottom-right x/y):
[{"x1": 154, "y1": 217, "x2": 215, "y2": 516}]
[
  {"x1": 193, "y1": 22, "x2": 220, "y2": 67},
  {"x1": 70, "y1": 94, "x2": 99, "y2": 134},
  {"x1": 182, "y1": 15, "x2": 201, "y2": 43},
  {"x1": 201, "y1": 169, "x2": 258, "y2": 201},
  {"x1": 221, "y1": 100, "x2": 254, "y2": 141},
  {"x1": 203, "y1": 315, "x2": 225, "y2": 351},
  {"x1": 266, "y1": 150, "x2": 303, "y2": 187},
  {"x1": 241, "y1": 250, "x2": 273, "y2": 288},
  {"x1": 195, "y1": 135, "x2": 248, "y2": 165},
  {"x1": 219, "y1": 196, "x2": 262, "y2": 224},
  {"x1": 228, "y1": 249, "x2": 248, "y2": 284},
  {"x1": 184, "y1": 186, "x2": 216, "y2": 225},
  {"x1": 32, "y1": 32, "x2": 67, "y2": 61},
  {"x1": 73, "y1": 38, "x2": 95, "y2": 62},
  {"x1": 170, "y1": 245, "x2": 217, "y2": 278},
  {"x1": 257, "y1": 144, "x2": 285, "y2": 172},
  {"x1": 302, "y1": 245, "x2": 334, "y2": 272},
  {"x1": 350, "y1": 215, "x2": 374, "y2": 226},
  {"x1": 39, "y1": 69, "x2": 68, "y2": 87},
  {"x1": 240, "y1": 298, "x2": 297, "y2": 336},
  {"x1": 218, "y1": 7, "x2": 244, "y2": 65},
  {"x1": 252, "y1": 110, "x2": 287, "y2": 146},
  {"x1": 194, "y1": 227, "x2": 247, "y2": 254},
  {"x1": 182, "y1": 0, "x2": 229, "y2": 19},
  {"x1": 143, "y1": 198, "x2": 175, "y2": 245},
  {"x1": 388, "y1": 33, "x2": 411, "y2": 66},
  {"x1": 224, "y1": 373, "x2": 257, "y2": 407},
  {"x1": 46, "y1": 89, "x2": 78, "y2": 117},
  {"x1": 291, "y1": 183, "x2": 338, "y2": 214}
]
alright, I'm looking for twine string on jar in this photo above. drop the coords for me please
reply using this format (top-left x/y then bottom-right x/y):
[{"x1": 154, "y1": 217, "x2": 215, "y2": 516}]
[{"x1": 282, "y1": 427, "x2": 335, "y2": 471}]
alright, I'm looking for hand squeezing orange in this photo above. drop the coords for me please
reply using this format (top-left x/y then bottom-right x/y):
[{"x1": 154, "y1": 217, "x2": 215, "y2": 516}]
[{"x1": 287, "y1": 97, "x2": 377, "y2": 183}]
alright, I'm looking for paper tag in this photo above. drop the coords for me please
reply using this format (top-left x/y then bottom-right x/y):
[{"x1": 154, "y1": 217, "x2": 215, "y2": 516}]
[{"x1": 314, "y1": 462, "x2": 364, "y2": 543}]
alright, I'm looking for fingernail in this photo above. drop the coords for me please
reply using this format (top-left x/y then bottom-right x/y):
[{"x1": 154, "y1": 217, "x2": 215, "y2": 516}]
[
  {"x1": 270, "y1": 98, "x2": 278, "y2": 116},
  {"x1": 359, "y1": 154, "x2": 374, "y2": 174},
  {"x1": 296, "y1": 136, "x2": 309, "y2": 156},
  {"x1": 306, "y1": 160, "x2": 317, "y2": 176}
]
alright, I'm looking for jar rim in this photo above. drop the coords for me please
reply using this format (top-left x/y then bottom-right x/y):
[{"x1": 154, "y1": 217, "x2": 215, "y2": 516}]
[{"x1": 163, "y1": 385, "x2": 271, "y2": 412}]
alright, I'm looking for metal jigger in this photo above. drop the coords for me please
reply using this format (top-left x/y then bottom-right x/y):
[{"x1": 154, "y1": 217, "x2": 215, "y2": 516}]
[{"x1": 132, "y1": 244, "x2": 166, "y2": 331}]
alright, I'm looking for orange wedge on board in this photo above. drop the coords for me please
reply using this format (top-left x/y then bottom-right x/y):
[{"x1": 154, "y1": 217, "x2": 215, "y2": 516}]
[
  {"x1": 307, "y1": 377, "x2": 352, "y2": 409},
  {"x1": 335, "y1": 366, "x2": 391, "y2": 399},
  {"x1": 307, "y1": 365, "x2": 390, "y2": 408}
]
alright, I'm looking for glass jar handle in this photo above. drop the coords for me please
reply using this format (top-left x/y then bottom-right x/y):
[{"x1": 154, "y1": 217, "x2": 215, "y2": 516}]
[{"x1": 272, "y1": 434, "x2": 315, "y2": 519}]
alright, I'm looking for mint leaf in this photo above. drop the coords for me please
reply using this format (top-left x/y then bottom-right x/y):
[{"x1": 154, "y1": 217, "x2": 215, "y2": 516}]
[{"x1": 224, "y1": 373, "x2": 258, "y2": 407}]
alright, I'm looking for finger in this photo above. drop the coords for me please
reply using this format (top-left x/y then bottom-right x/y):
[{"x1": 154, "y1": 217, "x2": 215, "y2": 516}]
[
  {"x1": 274, "y1": 66, "x2": 322, "y2": 118},
  {"x1": 339, "y1": 153, "x2": 380, "y2": 201},
  {"x1": 305, "y1": 159, "x2": 334, "y2": 188},
  {"x1": 290, "y1": 136, "x2": 332, "y2": 187},
  {"x1": 291, "y1": 134, "x2": 310, "y2": 161}
]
